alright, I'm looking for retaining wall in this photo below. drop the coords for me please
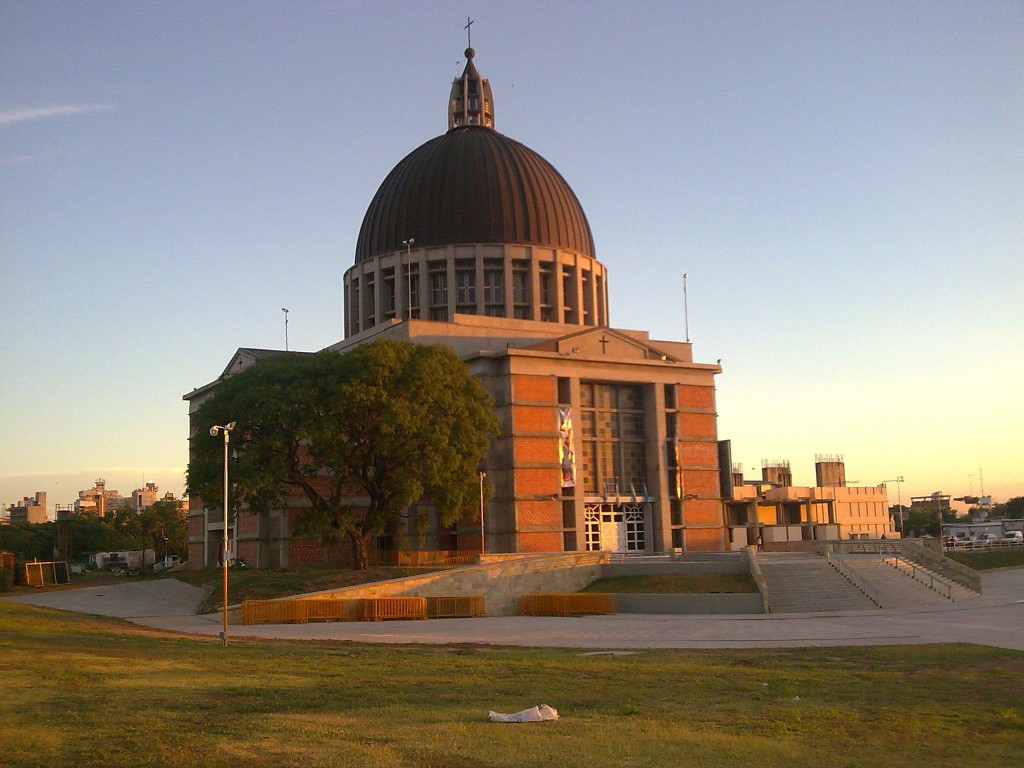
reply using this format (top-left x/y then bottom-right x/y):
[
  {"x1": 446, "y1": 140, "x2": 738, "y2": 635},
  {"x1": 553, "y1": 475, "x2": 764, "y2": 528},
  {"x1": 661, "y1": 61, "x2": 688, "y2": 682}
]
[{"x1": 292, "y1": 551, "x2": 609, "y2": 616}]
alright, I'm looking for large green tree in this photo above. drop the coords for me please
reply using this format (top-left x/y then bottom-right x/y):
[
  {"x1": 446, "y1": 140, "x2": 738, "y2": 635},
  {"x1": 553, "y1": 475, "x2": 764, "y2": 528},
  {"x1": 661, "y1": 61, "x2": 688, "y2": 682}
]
[{"x1": 186, "y1": 341, "x2": 498, "y2": 569}]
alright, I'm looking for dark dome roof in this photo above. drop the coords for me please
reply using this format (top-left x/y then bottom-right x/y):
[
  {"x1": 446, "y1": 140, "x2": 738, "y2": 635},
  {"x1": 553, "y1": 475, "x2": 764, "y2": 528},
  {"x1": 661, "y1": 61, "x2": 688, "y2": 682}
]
[{"x1": 355, "y1": 126, "x2": 595, "y2": 263}]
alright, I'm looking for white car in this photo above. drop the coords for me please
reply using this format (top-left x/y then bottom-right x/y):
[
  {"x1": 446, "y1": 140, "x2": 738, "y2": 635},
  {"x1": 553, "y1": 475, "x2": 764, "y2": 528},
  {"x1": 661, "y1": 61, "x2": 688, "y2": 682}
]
[
  {"x1": 973, "y1": 533, "x2": 999, "y2": 547},
  {"x1": 1001, "y1": 531, "x2": 1023, "y2": 544}
]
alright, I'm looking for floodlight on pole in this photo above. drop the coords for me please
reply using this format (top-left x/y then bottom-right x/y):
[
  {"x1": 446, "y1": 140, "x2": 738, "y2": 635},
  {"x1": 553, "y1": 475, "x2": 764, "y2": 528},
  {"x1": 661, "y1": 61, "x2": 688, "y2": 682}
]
[
  {"x1": 402, "y1": 239, "x2": 415, "y2": 320},
  {"x1": 881, "y1": 476, "x2": 905, "y2": 536},
  {"x1": 210, "y1": 421, "x2": 236, "y2": 646}
]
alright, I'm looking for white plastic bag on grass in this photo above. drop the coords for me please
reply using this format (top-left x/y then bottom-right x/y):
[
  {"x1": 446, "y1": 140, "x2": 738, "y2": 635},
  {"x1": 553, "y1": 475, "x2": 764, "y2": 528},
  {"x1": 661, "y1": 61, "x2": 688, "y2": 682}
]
[{"x1": 487, "y1": 705, "x2": 559, "y2": 723}]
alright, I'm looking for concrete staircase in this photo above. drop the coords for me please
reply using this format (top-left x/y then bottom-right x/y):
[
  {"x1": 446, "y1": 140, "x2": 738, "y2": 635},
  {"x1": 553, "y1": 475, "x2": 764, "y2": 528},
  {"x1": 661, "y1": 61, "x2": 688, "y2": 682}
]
[
  {"x1": 758, "y1": 553, "x2": 877, "y2": 613},
  {"x1": 837, "y1": 555, "x2": 979, "y2": 608}
]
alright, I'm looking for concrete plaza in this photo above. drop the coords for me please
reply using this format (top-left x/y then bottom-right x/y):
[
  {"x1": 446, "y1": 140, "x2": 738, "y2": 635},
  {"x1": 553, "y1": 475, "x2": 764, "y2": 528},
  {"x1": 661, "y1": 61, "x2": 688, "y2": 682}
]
[{"x1": 7, "y1": 568, "x2": 1024, "y2": 652}]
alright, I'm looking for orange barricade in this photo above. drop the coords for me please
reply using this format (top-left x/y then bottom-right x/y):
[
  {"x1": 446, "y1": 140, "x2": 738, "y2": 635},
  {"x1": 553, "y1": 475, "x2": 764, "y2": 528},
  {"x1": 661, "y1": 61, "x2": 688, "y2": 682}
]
[
  {"x1": 360, "y1": 597, "x2": 427, "y2": 621},
  {"x1": 517, "y1": 593, "x2": 617, "y2": 617},
  {"x1": 241, "y1": 599, "x2": 310, "y2": 625},
  {"x1": 425, "y1": 595, "x2": 486, "y2": 618},
  {"x1": 301, "y1": 598, "x2": 361, "y2": 622}
]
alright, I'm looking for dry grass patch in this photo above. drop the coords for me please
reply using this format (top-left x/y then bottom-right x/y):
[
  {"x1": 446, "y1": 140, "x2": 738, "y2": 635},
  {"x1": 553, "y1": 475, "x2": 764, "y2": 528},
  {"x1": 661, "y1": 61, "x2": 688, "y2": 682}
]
[{"x1": 1, "y1": 601, "x2": 1022, "y2": 767}]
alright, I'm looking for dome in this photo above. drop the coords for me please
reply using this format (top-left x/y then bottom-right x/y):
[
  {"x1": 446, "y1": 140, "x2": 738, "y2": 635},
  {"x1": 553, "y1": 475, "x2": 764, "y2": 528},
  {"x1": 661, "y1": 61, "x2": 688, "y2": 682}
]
[{"x1": 355, "y1": 126, "x2": 596, "y2": 263}]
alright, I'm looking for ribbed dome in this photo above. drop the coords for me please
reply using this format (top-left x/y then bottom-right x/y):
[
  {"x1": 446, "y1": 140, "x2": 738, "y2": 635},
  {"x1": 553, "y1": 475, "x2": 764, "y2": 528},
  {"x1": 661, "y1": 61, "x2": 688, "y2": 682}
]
[{"x1": 355, "y1": 126, "x2": 595, "y2": 263}]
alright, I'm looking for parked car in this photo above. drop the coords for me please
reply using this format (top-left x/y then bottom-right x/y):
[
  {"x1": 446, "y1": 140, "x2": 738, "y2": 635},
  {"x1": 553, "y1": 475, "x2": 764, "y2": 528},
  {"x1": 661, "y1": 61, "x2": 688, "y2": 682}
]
[
  {"x1": 973, "y1": 533, "x2": 999, "y2": 547},
  {"x1": 1001, "y1": 531, "x2": 1023, "y2": 544}
]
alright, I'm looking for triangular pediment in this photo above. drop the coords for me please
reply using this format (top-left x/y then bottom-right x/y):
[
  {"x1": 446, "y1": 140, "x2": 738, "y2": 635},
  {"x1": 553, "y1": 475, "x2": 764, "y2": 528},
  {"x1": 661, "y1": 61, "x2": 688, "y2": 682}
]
[
  {"x1": 523, "y1": 327, "x2": 683, "y2": 362},
  {"x1": 220, "y1": 347, "x2": 284, "y2": 379}
]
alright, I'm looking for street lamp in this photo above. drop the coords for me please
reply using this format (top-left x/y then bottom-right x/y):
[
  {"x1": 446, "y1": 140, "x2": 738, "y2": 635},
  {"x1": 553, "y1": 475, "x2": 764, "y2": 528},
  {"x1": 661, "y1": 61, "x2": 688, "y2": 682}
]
[
  {"x1": 402, "y1": 238, "x2": 415, "y2": 320},
  {"x1": 210, "y1": 421, "x2": 236, "y2": 646},
  {"x1": 479, "y1": 471, "x2": 487, "y2": 555},
  {"x1": 881, "y1": 476, "x2": 904, "y2": 537}
]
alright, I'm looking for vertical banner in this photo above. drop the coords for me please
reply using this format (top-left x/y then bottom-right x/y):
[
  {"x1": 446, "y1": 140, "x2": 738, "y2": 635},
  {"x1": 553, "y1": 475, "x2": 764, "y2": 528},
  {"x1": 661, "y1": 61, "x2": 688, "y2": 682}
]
[
  {"x1": 672, "y1": 440, "x2": 683, "y2": 498},
  {"x1": 558, "y1": 406, "x2": 576, "y2": 488}
]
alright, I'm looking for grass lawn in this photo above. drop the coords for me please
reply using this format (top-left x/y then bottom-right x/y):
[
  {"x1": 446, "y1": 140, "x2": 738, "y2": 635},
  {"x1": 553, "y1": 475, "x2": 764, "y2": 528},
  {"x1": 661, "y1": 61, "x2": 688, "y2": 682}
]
[
  {"x1": 1, "y1": 602, "x2": 1022, "y2": 767},
  {"x1": 0, "y1": 565, "x2": 434, "y2": 613},
  {"x1": 948, "y1": 548, "x2": 1024, "y2": 571},
  {"x1": 170, "y1": 565, "x2": 437, "y2": 612},
  {"x1": 581, "y1": 573, "x2": 758, "y2": 593}
]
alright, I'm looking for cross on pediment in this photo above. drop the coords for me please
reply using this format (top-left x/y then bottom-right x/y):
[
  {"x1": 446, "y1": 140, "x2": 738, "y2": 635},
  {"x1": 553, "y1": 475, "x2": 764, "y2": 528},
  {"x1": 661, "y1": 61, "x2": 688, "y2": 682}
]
[{"x1": 599, "y1": 335, "x2": 609, "y2": 353}]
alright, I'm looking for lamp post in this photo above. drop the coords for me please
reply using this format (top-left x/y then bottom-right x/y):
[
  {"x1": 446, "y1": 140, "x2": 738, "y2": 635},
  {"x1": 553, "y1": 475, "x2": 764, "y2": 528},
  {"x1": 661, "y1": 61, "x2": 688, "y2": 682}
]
[
  {"x1": 210, "y1": 421, "x2": 236, "y2": 646},
  {"x1": 402, "y1": 238, "x2": 415, "y2": 320},
  {"x1": 479, "y1": 471, "x2": 487, "y2": 555},
  {"x1": 282, "y1": 308, "x2": 289, "y2": 351},
  {"x1": 881, "y1": 476, "x2": 904, "y2": 537}
]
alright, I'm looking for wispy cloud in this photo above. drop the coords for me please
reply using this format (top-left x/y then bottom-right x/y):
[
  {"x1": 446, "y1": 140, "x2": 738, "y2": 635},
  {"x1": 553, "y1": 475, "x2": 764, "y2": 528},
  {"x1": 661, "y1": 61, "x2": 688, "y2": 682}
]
[{"x1": 0, "y1": 103, "x2": 112, "y2": 128}]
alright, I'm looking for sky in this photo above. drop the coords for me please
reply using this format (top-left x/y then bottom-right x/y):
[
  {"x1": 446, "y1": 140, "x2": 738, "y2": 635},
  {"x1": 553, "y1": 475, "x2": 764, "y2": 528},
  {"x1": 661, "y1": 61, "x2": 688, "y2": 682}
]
[{"x1": 1, "y1": 0, "x2": 1021, "y2": 515}]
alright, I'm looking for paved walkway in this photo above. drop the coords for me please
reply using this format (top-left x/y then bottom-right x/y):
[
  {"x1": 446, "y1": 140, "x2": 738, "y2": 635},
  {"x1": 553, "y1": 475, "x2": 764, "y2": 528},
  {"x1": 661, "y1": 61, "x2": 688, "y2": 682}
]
[{"x1": 6, "y1": 569, "x2": 1024, "y2": 651}]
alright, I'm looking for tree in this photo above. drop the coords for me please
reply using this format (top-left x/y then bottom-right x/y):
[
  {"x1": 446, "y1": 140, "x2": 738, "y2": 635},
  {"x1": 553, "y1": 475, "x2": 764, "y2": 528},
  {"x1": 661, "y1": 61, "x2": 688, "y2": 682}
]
[
  {"x1": 137, "y1": 499, "x2": 187, "y2": 559},
  {"x1": 186, "y1": 341, "x2": 498, "y2": 569}
]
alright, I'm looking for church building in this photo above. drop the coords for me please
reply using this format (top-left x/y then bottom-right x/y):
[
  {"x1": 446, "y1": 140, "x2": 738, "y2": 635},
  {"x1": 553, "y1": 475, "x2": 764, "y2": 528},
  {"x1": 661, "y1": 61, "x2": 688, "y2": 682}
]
[{"x1": 185, "y1": 44, "x2": 728, "y2": 567}]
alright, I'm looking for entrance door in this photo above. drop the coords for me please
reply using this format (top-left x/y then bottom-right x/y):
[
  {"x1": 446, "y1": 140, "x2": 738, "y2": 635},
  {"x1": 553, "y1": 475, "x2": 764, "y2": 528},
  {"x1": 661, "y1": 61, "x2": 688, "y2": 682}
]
[
  {"x1": 585, "y1": 503, "x2": 646, "y2": 552},
  {"x1": 599, "y1": 514, "x2": 624, "y2": 552}
]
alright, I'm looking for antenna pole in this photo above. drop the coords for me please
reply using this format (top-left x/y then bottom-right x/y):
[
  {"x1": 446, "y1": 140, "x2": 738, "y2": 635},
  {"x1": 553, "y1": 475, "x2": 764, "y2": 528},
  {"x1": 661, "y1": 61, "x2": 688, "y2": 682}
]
[
  {"x1": 683, "y1": 273, "x2": 690, "y2": 342},
  {"x1": 282, "y1": 308, "x2": 289, "y2": 351}
]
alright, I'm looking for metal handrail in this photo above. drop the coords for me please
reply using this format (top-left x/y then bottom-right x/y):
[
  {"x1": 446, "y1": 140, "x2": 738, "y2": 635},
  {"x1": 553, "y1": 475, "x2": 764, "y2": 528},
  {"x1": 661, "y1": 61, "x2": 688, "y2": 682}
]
[
  {"x1": 827, "y1": 550, "x2": 881, "y2": 607},
  {"x1": 883, "y1": 555, "x2": 955, "y2": 601}
]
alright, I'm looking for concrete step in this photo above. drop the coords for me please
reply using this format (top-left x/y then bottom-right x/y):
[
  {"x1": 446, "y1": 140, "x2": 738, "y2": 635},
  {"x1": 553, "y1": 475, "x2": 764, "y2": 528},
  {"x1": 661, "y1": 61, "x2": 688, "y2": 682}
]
[
  {"x1": 839, "y1": 555, "x2": 979, "y2": 607},
  {"x1": 758, "y1": 559, "x2": 877, "y2": 613}
]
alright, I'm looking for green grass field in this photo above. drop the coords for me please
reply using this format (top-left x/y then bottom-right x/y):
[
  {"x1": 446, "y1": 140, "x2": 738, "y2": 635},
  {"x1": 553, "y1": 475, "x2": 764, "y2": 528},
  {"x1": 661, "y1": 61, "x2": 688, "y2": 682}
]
[
  {"x1": 1, "y1": 601, "x2": 1022, "y2": 768},
  {"x1": 581, "y1": 573, "x2": 758, "y2": 593},
  {"x1": 948, "y1": 548, "x2": 1024, "y2": 571}
]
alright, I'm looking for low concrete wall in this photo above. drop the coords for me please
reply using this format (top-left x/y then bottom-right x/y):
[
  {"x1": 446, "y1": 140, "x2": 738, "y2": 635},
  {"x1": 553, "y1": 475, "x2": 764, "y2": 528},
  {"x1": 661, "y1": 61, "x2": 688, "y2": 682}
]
[
  {"x1": 744, "y1": 547, "x2": 772, "y2": 613},
  {"x1": 296, "y1": 551, "x2": 610, "y2": 616},
  {"x1": 615, "y1": 592, "x2": 764, "y2": 615},
  {"x1": 601, "y1": 559, "x2": 749, "y2": 577}
]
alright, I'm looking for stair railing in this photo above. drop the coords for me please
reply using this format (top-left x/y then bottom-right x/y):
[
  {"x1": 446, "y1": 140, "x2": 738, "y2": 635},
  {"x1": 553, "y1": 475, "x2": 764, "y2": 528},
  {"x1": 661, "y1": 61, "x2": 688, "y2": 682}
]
[
  {"x1": 883, "y1": 555, "x2": 955, "y2": 601},
  {"x1": 826, "y1": 550, "x2": 881, "y2": 607}
]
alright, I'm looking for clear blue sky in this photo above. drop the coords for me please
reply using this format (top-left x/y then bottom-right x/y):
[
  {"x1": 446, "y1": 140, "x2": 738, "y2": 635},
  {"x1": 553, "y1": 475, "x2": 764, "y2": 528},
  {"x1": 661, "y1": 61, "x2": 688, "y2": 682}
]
[{"x1": 2, "y1": 0, "x2": 1021, "y2": 514}]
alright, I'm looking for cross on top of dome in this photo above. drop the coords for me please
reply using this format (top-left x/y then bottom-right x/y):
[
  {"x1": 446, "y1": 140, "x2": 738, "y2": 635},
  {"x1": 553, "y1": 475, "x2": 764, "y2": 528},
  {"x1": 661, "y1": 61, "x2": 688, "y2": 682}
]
[{"x1": 449, "y1": 20, "x2": 494, "y2": 130}]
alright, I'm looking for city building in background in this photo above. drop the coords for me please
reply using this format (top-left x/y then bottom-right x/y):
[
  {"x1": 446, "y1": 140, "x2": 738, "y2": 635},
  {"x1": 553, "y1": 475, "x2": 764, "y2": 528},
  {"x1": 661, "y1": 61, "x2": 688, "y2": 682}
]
[
  {"x1": 73, "y1": 479, "x2": 129, "y2": 517},
  {"x1": 724, "y1": 455, "x2": 894, "y2": 547},
  {"x1": 6, "y1": 492, "x2": 48, "y2": 524}
]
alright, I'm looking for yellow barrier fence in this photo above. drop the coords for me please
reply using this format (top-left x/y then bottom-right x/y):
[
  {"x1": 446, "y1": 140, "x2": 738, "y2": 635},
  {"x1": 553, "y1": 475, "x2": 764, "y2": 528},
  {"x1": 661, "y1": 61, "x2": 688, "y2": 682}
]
[
  {"x1": 241, "y1": 599, "x2": 312, "y2": 625},
  {"x1": 517, "y1": 593, "x2": 617, "y2": 617},
  {"x1": 360, "y1": 596, "x2": 427, "y2": 621},
  {"x1": 425, "y1": 595, "x2": 486, "y2": 618},
  {"x1": 302, "y1": 598, "x2": 362, "y2": 622},
  {"x1": 243, "y1": 595, "x2": 481, "y2": 625}
]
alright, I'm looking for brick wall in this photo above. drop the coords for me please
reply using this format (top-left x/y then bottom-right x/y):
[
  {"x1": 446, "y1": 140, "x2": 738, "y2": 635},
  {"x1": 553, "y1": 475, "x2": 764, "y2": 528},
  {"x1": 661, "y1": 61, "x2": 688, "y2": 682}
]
[
  {"x1": 237, "y1": 510, "x2": 258, "y2": 536},
  {"x1": 513, "y1": 436, "x2": 558, "y2": 466},
  {"x1": 677, "y1": 385, "x2": 715, "y2": 409},
  {"x1": 680, "y1": 441, "x2": 718, "y2": 467},
  {"x1": 516, "y1": 499, "x2": 560, "y2": 528},
  {"x1": 515, "y1": 467, "x2": 560, "y2": 497},
  {"x1": 512, "y1": 374, "x2": 556, "y2": 402},
  {"x1": 684, "y1": 498, "x2": 723, "y2": 526},
  {"x1": 512, "y1": 404, "x2": 557, "y2": 434},
  {"x1": 237, "y1": 540, "x2": 260, "y2": 564},
  {"x1": 685, "y1": 527, "x2": 724, "y2": 552},
  {"x1": 517, "y1": 531, "x2": 563, "y2": 552},
  {"x1": 683, "y1": 470, "x2": 721, "y2": 497},
  {"x1": 678, "y1": 412, "x2": 717, "y2": 438}
]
